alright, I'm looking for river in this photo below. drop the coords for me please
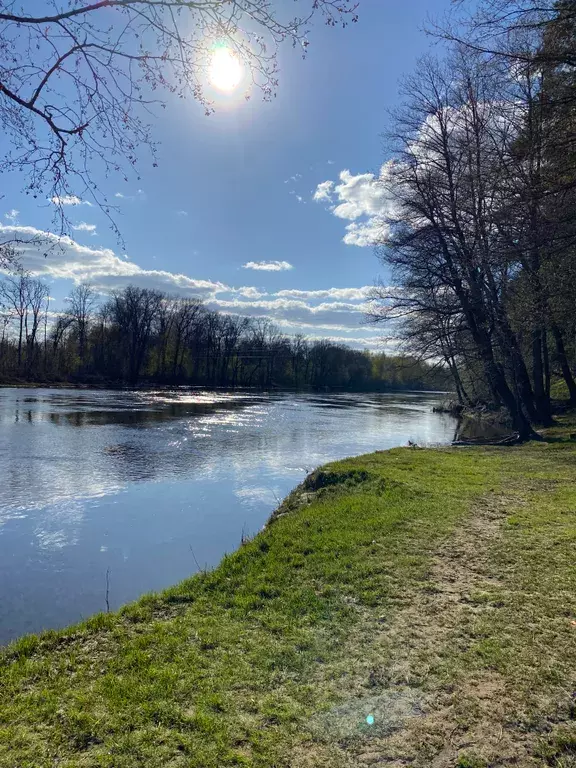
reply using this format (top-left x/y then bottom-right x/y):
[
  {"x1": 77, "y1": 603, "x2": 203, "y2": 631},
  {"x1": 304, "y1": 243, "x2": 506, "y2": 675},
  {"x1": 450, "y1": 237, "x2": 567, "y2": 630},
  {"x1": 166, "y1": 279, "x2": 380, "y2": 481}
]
[{"x1": 0, "y1": 387, "x2": 456, "y2": 644}]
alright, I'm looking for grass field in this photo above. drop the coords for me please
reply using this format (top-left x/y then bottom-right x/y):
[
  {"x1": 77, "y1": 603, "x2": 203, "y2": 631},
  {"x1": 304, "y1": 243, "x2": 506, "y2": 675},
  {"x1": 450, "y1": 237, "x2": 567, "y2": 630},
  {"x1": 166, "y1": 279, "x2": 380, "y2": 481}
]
[{"x1": 1, "y1": 415, "x2": 576, "y2": 767}]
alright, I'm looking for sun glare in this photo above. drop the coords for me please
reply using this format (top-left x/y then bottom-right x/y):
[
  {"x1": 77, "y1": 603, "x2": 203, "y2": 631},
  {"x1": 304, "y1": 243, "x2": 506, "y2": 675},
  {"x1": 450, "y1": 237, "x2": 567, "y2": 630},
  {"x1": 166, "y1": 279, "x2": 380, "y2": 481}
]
[{"x1": 209, "y1": 48, "x2": 242, "y2": 92}]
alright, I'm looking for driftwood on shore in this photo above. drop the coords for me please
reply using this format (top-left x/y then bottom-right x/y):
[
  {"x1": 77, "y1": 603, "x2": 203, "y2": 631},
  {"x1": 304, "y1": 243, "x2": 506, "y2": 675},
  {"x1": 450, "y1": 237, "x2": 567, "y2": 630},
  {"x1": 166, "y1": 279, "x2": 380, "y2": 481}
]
[{"x1": 452, "y1": 432, "x2": 533, "y2": 446}]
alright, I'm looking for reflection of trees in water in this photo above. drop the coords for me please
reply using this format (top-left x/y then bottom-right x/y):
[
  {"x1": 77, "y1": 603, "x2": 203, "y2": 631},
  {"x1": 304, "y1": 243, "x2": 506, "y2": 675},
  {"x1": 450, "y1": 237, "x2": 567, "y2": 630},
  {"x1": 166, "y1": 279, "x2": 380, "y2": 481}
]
[
  {"x1": 103, "y1": 443, "x2": 158, "y2": 482},
  {"x1": 6, "y1": 390, "x2": 444, "y2": 426},
  {"x1": 454, "y1": 417, "x2": 510, "y2": 442},
  {"x1": 36, "y1": 396, "x2": 270, "y2": 484},
  {"x1": 38, "y1": 395, "x2": 266, "y2": 427}
]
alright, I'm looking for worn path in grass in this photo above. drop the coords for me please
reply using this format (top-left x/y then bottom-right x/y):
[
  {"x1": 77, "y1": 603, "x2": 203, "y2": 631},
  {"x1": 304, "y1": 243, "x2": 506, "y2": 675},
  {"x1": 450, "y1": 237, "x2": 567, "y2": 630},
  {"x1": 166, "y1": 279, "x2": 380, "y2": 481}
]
[{"x1": 1, "y1": 416, "x2": 576, "y2": 767}]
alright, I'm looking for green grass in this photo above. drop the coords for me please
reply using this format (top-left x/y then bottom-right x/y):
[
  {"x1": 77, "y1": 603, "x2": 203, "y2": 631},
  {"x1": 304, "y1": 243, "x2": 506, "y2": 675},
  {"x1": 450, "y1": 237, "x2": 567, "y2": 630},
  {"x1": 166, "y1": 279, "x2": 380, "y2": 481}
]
[
  {"x1": 550, "y1": 378, "x2": 571, "y2": 400},
  {"x1": 1, "y1": 416, "x2": 576, "y2": 767}
]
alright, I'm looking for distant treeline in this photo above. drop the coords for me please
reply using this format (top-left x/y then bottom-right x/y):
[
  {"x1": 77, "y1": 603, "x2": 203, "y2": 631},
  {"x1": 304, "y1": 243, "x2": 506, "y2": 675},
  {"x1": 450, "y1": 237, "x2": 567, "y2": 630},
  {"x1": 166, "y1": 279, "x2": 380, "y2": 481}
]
[{"x1": 0, "y1": 279, "x2": 448, "y2": 391}]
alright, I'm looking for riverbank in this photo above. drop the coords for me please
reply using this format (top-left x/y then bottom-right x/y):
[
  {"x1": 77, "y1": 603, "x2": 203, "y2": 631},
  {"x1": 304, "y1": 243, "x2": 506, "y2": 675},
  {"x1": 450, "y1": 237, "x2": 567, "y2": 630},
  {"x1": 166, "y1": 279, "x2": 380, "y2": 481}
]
[{"x1": 1, "y1": 416, "x2": 575, "y2": 767}]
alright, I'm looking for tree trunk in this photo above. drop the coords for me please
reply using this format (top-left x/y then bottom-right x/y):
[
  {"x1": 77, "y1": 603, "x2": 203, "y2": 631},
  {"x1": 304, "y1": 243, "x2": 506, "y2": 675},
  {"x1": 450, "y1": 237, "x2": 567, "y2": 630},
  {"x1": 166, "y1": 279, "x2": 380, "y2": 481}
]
[
  {"x1": 456, "y1": 285, "x2": 537, "y2": 440},
  {"x1": 17, "y1": 314, "x2": 23, "y2": 369},
  {"x1": 447, "y1": 356, "x2": 471, "y2": 405},
  {"x1": 551, "y1": 322, "x2": 576, "y2": 404},
  {"x1": 543, "y1": 330, "x2": 551, "y2": 400},
  {"x1": 531, "y1": 327, "x2": 554, "y2": 425},
  {"x1": 490, "y1": 361, "x2": 536, "y2": 440},
  {"x1": 499, "y1": 325, "x2": 539, "y2": 423}
]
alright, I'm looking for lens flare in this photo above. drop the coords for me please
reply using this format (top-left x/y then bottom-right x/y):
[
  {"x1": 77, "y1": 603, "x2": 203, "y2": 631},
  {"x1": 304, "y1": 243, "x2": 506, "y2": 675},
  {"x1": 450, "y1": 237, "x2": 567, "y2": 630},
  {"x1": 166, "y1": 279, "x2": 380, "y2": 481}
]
[{"x1": 209, "y1": 47, "x2": 242, "y2": 92}]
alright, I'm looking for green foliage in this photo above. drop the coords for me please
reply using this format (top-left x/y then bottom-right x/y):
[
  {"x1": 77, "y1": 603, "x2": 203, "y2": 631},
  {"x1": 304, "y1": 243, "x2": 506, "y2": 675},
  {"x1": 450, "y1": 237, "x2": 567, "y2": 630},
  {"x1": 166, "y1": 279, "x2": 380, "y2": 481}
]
[{"x1": 370, "y1": 352, "x2": 450, "y2": 391}]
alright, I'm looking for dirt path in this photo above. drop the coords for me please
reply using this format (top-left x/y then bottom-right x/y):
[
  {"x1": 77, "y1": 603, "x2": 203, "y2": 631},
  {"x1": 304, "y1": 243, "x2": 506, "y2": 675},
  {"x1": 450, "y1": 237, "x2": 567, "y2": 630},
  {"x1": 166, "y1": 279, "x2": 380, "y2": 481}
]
[
  {"x1": 300, "y1": 486, "x2": 561, "y2": 768},
  {"x1": 354, "y1": 493, "x2": 520, "y2": 766}
]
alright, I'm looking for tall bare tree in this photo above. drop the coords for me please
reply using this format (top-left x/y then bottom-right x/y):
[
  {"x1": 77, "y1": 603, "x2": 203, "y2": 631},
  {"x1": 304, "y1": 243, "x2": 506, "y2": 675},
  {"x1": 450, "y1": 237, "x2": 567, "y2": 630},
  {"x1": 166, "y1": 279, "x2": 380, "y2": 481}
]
[
  {"x1": 0, "y1": 273, "x2": 30, "y2": 368},
  {"x1": 24, "y1": 278, "x2": 49, "y2": 369},
  {"x1": 65, "y1": 283, "x2": 97, "y2": 363},
  {"x1": 109, "y1": 285, "x2": 163, "y2": 384},
  {"x1": 371, "y1": 53, "x2": 545, "y2": 438}
]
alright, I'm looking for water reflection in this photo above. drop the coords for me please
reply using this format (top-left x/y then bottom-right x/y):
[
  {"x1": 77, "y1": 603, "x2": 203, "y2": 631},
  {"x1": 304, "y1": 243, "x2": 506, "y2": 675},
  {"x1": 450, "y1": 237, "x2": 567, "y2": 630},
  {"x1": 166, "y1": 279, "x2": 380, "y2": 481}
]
[
  {"x1": 454, "y1": 416, "x2": 510, "y2": 442},
  {"x1": 5, "y1": 393, "x2": 262, "y2": 428},
  {"x1": 0, "y1": 387, "x2": 455, "y2": 644}
]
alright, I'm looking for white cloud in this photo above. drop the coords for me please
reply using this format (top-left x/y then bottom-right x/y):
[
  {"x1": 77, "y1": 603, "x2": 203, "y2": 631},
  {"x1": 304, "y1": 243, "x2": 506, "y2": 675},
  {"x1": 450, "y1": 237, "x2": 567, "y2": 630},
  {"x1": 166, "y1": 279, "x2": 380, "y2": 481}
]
[
  {"x1": 0, "y1": 224, "x2": 226, "y2": 300},
  {"x1": 235, "y1": 286, "x2": 266, "y2": 299},
  {"x1": 242, "y1": 260, "x2": 293, "y2": 272},
  {"x1": 207, "y1": 297, "x2": 367, "y2": 330},
  {"x1": 343, "y1": 220, "x2": 388, "y2": 247},
  {"x1": 114, "y1": 189, "x2": 146, "y2": 202},
  {"x1": 176, "y1": 210, "x2": 188, "y2": 217},
  {"x1": 288, "y1": 190, "x2": 306, "y2": 204},
  {"x1": 276, "y1": 287, "x2": 369, "y2": 301},
  {"x1": 4, "y1": 209, "x2": 19, "y2": 223},
  {"x1": 50, "y1": 195, "x2": 92, "y2": 206},
  {"x1": 313, "y1": 180, "x2": 334, "y2": 202},
  {"x1": 313, "y1": 164, "x2": 396, "y2": 247},
  {"x1": 330, "y1": 169, "x2": 390, "y2": 220},
  {"x1": 72, "y1": 222, "x2": 97, "y2": 233},
  {"x1": 0, "y1": 223, "x2": 383, "y2": 343},
  {"x1": 267, "y1": 326, "x2": 390, "y2": 349}
]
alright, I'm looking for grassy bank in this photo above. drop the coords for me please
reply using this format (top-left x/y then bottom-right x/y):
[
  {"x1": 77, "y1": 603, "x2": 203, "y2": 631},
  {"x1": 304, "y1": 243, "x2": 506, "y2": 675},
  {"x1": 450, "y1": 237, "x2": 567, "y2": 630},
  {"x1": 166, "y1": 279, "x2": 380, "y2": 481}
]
[{"x1": 1, "y1": 418, "x2": 576, "y2": 767}]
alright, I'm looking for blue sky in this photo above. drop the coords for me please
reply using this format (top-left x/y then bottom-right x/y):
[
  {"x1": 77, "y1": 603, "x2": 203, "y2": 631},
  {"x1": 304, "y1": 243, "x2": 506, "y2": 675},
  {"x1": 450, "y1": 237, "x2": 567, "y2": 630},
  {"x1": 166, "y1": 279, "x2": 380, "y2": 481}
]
[{"x1": 1, "y1": 0, "x2": 453, "y2": 349}]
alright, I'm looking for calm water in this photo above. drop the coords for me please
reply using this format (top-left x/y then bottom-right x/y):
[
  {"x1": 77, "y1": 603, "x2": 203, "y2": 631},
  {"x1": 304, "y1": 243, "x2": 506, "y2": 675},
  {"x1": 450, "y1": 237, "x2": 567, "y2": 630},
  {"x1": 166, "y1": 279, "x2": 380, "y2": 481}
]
[{"x1": 0, "y1": 388, "x2": 456, "y2": 644}]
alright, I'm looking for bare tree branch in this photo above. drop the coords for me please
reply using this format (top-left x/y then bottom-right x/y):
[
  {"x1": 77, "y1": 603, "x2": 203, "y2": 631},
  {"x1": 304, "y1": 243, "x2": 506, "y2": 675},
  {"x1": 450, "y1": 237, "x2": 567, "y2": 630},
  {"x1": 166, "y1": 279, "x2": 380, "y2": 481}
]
[{"x1": 0, "y1": 0, "x2": 359, "y2": 238}]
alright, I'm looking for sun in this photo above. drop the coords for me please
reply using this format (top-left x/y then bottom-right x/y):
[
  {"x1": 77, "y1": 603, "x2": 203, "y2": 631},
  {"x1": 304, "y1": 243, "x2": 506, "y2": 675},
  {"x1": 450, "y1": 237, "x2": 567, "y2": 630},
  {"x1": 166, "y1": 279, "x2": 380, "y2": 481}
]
[{"x1": 208, "y1": 47, "x2": 243, "y2": 92}]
